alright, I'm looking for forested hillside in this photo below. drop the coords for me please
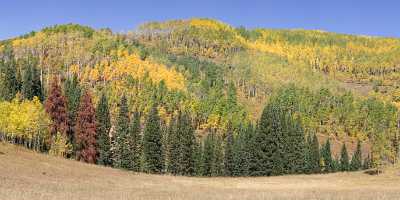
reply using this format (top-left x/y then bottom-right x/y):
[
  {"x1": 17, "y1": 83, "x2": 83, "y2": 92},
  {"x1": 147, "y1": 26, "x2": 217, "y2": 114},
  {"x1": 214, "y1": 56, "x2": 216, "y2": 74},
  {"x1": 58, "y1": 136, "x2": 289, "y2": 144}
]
[{"x1": 0, "y1": 18, "x2": 399, "y2": 176}]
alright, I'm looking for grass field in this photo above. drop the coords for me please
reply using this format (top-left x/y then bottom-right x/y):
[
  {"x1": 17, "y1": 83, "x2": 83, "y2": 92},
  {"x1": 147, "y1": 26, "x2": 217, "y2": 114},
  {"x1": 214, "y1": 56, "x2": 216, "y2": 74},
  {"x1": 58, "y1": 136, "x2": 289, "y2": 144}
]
[{"x1": 1, "y1": 142, "x2": 399, "y2": 200}]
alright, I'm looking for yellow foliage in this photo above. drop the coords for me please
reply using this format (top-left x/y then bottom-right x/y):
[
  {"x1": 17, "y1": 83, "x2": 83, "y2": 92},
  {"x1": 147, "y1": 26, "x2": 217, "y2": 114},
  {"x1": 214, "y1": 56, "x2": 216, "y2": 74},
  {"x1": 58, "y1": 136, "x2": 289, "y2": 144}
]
[
  {"x1": 108, "y1": 53, "x2": 186, "y2": 91},
  {"x1": 0, "y1": 97, "x2": 50, "y2": 140}
]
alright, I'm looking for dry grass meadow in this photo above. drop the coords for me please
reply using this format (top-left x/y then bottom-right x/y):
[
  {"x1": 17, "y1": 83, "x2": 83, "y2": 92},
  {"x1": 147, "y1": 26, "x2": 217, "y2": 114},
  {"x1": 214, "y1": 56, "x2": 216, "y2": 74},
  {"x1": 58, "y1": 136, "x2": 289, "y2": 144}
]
[{"x1": 1, "y1": 142, "x2": 400, "y2": 200}]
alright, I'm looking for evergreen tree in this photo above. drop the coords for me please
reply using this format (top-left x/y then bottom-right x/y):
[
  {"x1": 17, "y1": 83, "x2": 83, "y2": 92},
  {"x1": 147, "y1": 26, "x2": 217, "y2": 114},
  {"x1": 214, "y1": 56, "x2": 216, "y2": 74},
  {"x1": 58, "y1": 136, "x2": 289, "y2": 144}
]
[
  {"x1": 304, "y1": 134, "x2": 313, "y2": 174},
  {"x1": 21, "y1": 63, "x2": 34, "y2": 100},
  {"x1": 167, "y1": 113, "x2": 180, "y2": 174},
  {"x1": 224, "y1": 122, "x2": 235, "y2": 176},
  {"x1": 45, "y1": 77, "x2": 68, "y2": 137},
  {"x1": 286, "y1": 116, "x2": 306, "y2": 174},
  {"x1": 179, "y1": 112, "x2": 196, "y2": 176},
  {"x1": 114, "y1": 95, "x2": 130, "y2": 169},
  {"x1": 64, "y1": 74, "x2": 81, "y2": 147},
  {"x1": 96, "y1": 93, "x2": 112, "y2": 166},
  {"x1": 211, "y1": 134, "x2": 224, "y2": 176},
  {"x1": 339, "y1": 143, "x2": 350, "y2": 171},
  {"x1": 310, "y1": 134, "x2": 321, "y2": 173},
  {"x1": 250, "y1": 105, "x2": 278, "y2": 176},
  {"x1": 74, "y1": 90, "x2": 97, "y2": 163},
  {"x1": 350, "y1": 140, "x2": 362, "y2": 171},
  {"x1": 321, "y1": 139, "x2": 333, "y2": 173},
  {"x1": 31, "y1": 63, "x2": 43, "y2": 101},
  {"x1": 232, "y1": 125, "x2": 253, "y2": 176},
  {"x1": 142, "y1": 103, "x2": 164, "y2": 173},
  {"x1": 193, "y1": 140, "x2": 203, "y2": 176},
  {"x1": 128, "y1": 110, "x2": 142, "y2": 171},
  {"x1": 202, "y1": 132, "x2": 215, "y2": 176},
  {"x1": 1, "y1": 47, "x2": 18, "y2": 101}
]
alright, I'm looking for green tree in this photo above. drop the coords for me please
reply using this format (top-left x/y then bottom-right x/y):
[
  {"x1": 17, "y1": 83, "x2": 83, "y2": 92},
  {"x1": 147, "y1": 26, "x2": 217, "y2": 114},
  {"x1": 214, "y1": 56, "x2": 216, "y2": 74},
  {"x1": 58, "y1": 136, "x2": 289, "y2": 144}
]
[
  {"x1": 224, "y1": 122, "x2": 235, "y2": 176},
  {"x1": 180, "y1": 112, "x2": 196, "y2": 176},
  {"x1": 1, "y1": 46, "x2": 18, "y2": 101},
  {"x1": 21, "y1": 63, "x2": 34, "y2": 100},
  {"x1": 232, "y1": 124, "x2": 253, "y2": 176},
  {"x1": 310, "y1": 134, "x2": 321, "y2": 173},
  {"x1": 128, "y1": 110, "x2": 142, "y2": 171},
  {"x1": 350, "y1": 140, "x2": 362, "y2": 171},
  {"x1": 114, "y1": 95, "x2": 130, "y2": 169},
  {"x1": 322, "y1": 139, "x2": 333, "y2": 173},
  {"x1": 143, "y1": 104, "x2": 164, "y2": 173},
  {"x1": 96, "y1": 93, "x2": 112, "y2": 166},
  {"x1": 64, "y1": 74, "x2": 81, "y2": 149},
  {"x1": 286, "y1": 116, "x2": 306, "y2": 174},
  {"x1": 339, "y1": 143, "x2": 350, "y2": 171},
  {"x1": 193, "y1": 140, "x2": 203, "y2": 176}
]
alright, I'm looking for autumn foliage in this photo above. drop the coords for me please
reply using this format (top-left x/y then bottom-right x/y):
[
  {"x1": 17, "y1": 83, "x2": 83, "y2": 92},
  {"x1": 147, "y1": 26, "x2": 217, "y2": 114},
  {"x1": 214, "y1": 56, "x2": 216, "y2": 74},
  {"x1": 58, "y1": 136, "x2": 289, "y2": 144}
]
[
  {"x1": 45, "y1": 77, "x2": 68, "y2": 137},
  {"x1": 74, "y1": 90, "x2": 97, "y2": 163}
]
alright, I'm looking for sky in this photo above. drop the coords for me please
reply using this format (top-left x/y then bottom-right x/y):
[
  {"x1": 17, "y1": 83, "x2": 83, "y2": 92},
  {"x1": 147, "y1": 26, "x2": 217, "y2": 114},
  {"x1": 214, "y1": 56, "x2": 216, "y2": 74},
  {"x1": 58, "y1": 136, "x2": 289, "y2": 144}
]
[{"x1": 1, "y1": 0, "x2": 399, "y2": 40}]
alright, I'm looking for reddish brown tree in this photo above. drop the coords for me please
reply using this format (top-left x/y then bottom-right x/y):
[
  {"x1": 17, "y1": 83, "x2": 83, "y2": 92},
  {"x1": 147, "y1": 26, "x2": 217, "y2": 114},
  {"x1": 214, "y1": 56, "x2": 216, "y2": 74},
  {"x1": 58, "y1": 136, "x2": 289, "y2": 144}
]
[
  {"x1": 74, "y1": 90, "x2": 97, "y2": 163},
  {"x1": 45, "y1": 76, "x2": 68, "y2": 137}
]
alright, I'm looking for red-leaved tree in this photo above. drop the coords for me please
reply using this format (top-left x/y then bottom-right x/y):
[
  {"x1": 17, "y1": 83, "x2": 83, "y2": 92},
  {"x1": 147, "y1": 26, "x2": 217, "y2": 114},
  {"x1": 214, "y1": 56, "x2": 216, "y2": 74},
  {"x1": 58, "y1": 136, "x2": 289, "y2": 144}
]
[
  {"x1": 45, "y1": 76, "x2": 68, "y2": 136},
  {"x1": 74, "y1": 90, "x2": 97, "y2": 163}
]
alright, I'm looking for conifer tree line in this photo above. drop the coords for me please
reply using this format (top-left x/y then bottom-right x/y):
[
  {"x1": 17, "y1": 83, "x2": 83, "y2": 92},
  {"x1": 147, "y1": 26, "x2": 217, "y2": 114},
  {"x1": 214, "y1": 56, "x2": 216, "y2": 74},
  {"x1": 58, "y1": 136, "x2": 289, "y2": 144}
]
[
  {"x1": 41, "y1": 76, "x2": 371, "y2": 176},
  {"x1": 0, "y1": 45, "x2": 370, "y2": 176}
]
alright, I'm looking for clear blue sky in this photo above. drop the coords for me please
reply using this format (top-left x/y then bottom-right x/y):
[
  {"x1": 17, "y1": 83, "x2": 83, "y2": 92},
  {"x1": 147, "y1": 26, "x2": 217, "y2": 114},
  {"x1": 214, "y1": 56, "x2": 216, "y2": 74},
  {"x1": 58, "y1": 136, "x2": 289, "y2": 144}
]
[{"x1": 1, "y1": 0, "x2": 399, "y2": 40}]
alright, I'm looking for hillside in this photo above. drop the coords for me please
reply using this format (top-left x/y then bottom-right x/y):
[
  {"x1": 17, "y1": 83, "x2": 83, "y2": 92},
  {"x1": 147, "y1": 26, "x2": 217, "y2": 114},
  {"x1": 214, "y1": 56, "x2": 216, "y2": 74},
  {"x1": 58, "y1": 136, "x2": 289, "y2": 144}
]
[
  {"x1": 1, "y1": 142, "x2": 400, "y2": 200},
  {"x1": 0, "y1": 18, "x2": 399, "y2": 175}
]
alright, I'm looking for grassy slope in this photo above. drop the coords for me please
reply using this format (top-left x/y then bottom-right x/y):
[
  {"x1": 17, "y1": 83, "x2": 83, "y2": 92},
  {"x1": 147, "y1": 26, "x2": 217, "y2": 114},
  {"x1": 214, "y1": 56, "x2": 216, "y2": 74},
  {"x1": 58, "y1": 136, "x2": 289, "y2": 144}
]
[{"x1": 1, "y1": 142, "x2": 399, "y2": 200}]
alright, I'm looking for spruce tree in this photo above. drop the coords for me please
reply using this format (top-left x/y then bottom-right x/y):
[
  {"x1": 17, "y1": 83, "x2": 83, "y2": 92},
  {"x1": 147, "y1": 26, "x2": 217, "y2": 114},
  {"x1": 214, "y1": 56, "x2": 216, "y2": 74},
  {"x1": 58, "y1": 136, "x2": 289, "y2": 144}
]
[
  {"x1": 180, "y1": 112, "x2": 196, "y2": 176},
  {"x1": 224, "y1": 122, "x2": 235, "y2": 176},
  {"x1": 340, "y1": 143, "x2": 350, "y2": 171},
  {"x1": 64, "y1": 74, "x2": 81, "y2": 147},
  {"x1": 202, "y1": 132, "x2": 215, "y2": 176},
  {"x1": 321, "y1": 139, "x2": 333, "y2": 173},
  {"x1": 350, "y1": 140, "x2": 362, "y2": 171},
  {"x1": 114, "y1": 95, "x2": 130, "y2": 169},
  {"x1": 128, "y1": 110, "x2": 142, "y2": 171},
  {"x1": 1, "y1": 47, "x2": 18, "y2": 101},
  {"x1": 167, "y1": 113, "x2": 180, "y2": 175},
  {"x1": 286, "y1": 116, "x2": 306, "y2": 174},
  {"x1": 45, "y1": 77, "x2": 68, "y2": 137},
  {"x1": 250, "y1": 105, "x2": 277, "y2": 176},
  {"x1": 232, "y1": 125, "x2": 253, "y2": 176},
  {"x1": 142, "y1": 103, "x2": 164, "y2": 173},
  {"x1": 31, "y1": 63, "x2": 43, "y2": 101},
  {"x1": 74, "y1": 90, "x2": 97, "y2": 163},
  {"x1": 193, "y1": 140, "x2": 203, "y2": 176},
  {"x1": 310, "y1": 134, "x2": 321, "y2": 173},
  {"x1": 211, "y1": 134, "x2": 224, "y2": 176},
  {"x1": 96, "y1": 93, "x2": 112, "y2": 166},
  {"x1": 22, "y1": 63, "x2": 34, "y2": 100}
]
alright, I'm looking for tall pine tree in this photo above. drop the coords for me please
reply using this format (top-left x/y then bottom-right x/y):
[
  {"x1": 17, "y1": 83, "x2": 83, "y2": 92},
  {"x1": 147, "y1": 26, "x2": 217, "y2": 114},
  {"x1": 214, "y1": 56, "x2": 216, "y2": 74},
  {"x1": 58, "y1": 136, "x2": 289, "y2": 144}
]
[
  {"x1": 96, "y1": 93, "x2": 112, "y2": 166},
  {"x1": 74, "y1": 90, "x2": 97, "y2": 163},
  {"x1": 340, "y1": 143, "x2": 350, "y2": 171},
  {"x1": 350, "y1": 140, "x2": 362, "y2": 171},
  {"x1": 143, "y1": 103, "x2": 164, "y2": 173},
  {"x1": 128, "y1": 109, "x2": 142, "y2": 171},
  {"x1": 224, "y1": 122, "x2": 235, "y2": 176},
  {"x1": 21, "y1": 62, "x2": 34, "y2": 100},
  {"x1": 322, "y1": 139, "x2": 333, "y2": 173},
  {"x1": 114, "y1": 95, "x2": 130, "y2": 169},
  {"x1": 310, "y1": 134, "x2": 321, "y2": 173},
  {"x1": 1, "y1": 46, "x2": 18, "y2": 101},
  {"x1": 64, "y1": 74, "x2": 81, "y2": 148}
]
